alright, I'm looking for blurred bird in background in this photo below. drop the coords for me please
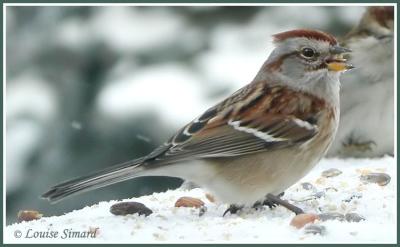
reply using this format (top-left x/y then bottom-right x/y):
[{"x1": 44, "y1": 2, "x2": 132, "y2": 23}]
[{"x1": 327, "y1": 6, "x2": 394, "y2": 158}]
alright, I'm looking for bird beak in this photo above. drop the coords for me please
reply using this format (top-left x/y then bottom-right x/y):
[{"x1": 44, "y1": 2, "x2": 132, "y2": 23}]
[
  {"x1": 329, "y1": 45, "x2": 352, "y2": 54},
  {"x1": 326, "y1": 45, "x2": 354, "y2": 72},
  {"x1": 327, "y1": 60, "x2": 355, "y2": 72}
]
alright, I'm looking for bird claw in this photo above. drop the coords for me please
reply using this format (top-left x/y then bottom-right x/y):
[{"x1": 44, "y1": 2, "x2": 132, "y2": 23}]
[
  {"x1": 262, "y1": 200, "x2": 279, "y2": 209},
  {"x1": 223, "y1": 204, "x2": 243, "y2": 216},
  {"x1": 225, "y1": 192, "x2": 303, "y2": 216},
  {"x1": 254, "y1": 192, "x2": 284, "y2": 210}
]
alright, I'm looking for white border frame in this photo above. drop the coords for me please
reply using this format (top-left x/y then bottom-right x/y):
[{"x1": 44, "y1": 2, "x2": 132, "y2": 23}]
[{"x1": 2, "y1": 3, "x2": 397, "y2": 244}]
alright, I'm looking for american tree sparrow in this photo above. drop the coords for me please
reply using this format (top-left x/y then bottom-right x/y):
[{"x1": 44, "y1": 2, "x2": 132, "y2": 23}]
[
  {"x1": 327, "y1": 6, "x2": 394, "y2": 157},
  {"x1": 43, "y1": 29, "x2": 353, "y2": 215}
]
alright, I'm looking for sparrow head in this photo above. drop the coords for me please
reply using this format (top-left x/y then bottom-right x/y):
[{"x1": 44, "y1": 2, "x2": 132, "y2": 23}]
[
  {"x1": 257, "y1": 29, "x2": 353, "y2": 102},
  {"x1": 343, "y1": 6, "x2": 394, "y2": 84},
  {"x1": 346, "y1": 6, "x2": 394, "y2": 41},
  {"x1": 267, "y1": 29, "x2": 353, "y2": 75}
]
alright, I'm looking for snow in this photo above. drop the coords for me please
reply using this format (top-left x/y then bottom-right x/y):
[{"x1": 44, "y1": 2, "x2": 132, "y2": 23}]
[{"x1": 5, "y1": 156, "x2": 396, "y2": 244}]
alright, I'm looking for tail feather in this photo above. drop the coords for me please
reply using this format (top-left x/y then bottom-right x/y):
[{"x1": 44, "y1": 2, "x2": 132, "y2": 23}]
[{"x1": 41, "y1": 158, "x2": 145, "y2": 203}]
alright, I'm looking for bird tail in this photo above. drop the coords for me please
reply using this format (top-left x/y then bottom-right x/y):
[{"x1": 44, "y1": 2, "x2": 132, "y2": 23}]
[{"x1": 41, "y1": 158, "x2": 145, "y2": 203}]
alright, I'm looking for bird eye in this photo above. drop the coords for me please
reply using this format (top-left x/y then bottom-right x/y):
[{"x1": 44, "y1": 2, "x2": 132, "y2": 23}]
[{"x1": 301, "y1": 48, "x2": 316, "y2": 58}]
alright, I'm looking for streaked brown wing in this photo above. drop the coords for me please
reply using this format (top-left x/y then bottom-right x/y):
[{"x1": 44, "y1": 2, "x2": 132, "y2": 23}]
[
  {"x1": 143, "y1": 111, "x2": 318, "y2": 165},
  {"x1": 142, "y1": 84, "x2": 324, "y2": 165}
]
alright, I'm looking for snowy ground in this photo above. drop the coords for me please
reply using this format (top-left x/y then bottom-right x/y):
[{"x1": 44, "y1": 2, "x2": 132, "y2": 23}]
[{"x1": 5, "y1": 156, "x2": 396, "y2": 244}]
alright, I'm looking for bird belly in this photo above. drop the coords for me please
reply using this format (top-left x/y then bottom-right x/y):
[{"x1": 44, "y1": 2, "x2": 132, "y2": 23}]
[{"x1": 203, "y1": 148, "x2": 323, "y2": 205}]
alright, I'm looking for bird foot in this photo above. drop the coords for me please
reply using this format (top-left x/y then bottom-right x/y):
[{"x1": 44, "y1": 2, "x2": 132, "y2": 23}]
[
  {"x1": 253, "y1": 192, "x2": 285, "y2": 210},
  {"x1": 253, "y1": 199, "x2": 278, "y2": 210},
  {"x1": 262, "y1": 200, "x2": 279, "y2": 209},
  {"x1": 223, "y1": 204, "x2": 243, "y2": 216},
  {"x1": 224, "y1": 192, "x2": 302, "y2": 216},
  {"x1": 266, "y1": 193, "x2": 304, "y2": 215}
]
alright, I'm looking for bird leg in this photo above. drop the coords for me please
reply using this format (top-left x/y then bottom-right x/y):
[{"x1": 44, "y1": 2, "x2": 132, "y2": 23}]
[
  {"x1": 223, "y1": 204, "x2": 243, "y2": 216},
  {"x1": 266, "y1": 193, "x2": 304, "y2": 215},
  {"x1": 225, "y1": 192, "x2": 302, "y2": 216}
]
